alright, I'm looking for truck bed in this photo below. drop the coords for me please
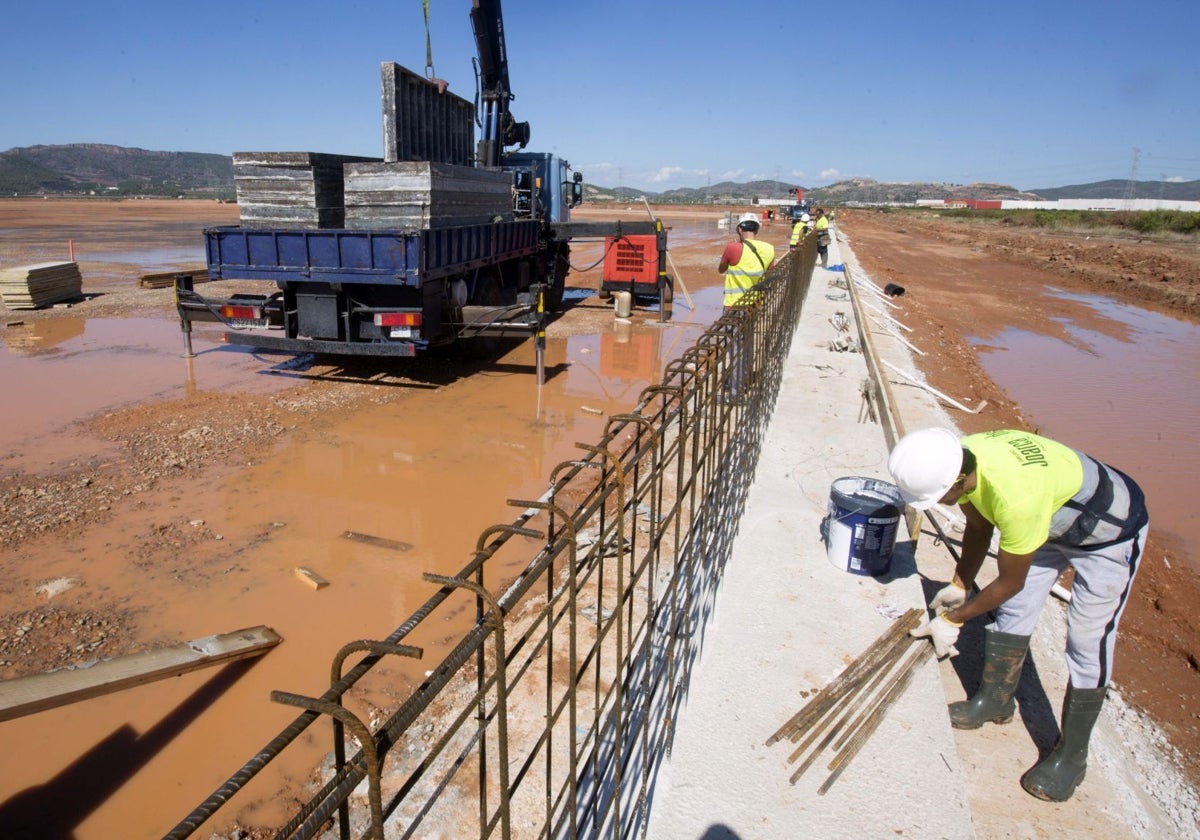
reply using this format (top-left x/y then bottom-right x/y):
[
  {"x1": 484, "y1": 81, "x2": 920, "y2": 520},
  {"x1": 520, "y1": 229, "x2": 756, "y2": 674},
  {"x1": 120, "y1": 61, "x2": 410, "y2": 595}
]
[{"x1": 204, "y1": 219, "x2": 542, "y2": 286}]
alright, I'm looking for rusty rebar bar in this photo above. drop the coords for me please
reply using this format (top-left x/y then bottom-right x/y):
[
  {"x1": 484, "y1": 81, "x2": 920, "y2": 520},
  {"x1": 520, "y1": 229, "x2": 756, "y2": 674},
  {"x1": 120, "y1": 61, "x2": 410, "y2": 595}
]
[
  {"x1": 817, "y1": 644, "x2": 932, "y2": 795},
  {"x1": 767, "y1": 608, "x2": 920, "y2": 746},
  {"x1": 785, "y1": 624, "x2": 918, "y2": 781}
]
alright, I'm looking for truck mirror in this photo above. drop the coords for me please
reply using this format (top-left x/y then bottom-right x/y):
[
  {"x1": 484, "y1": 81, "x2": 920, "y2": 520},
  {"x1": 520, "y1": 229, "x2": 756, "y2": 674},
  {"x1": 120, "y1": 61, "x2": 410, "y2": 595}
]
[{"x1": 570, "y1": 181, "x2": 583, "y2": 207}]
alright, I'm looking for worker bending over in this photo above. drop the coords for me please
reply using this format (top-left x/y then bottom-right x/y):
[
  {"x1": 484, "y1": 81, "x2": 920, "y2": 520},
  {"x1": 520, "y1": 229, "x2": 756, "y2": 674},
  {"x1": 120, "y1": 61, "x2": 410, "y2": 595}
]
[
  {"x1": 789, "y1": 212, "x2": 810, "y2": 250},
  {"x1": 888, "y1": 428, "x2": 1149, "y2": 802},
  {"x1": 716, "y1": 218, "x2": 775, "y2": 401},
  {"x1": 718, "y1": 218, "x2": 775, "y2": 307}
]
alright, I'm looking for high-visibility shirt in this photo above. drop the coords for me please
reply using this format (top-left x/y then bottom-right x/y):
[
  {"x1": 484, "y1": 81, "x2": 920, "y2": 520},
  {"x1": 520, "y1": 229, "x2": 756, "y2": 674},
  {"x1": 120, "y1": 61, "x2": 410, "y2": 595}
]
[
  {"x1": 789, "y1": 221, "x2": 807, "y2": 246},
  {"x1": 814, "y1": 215, "x2": 831, "y2": 248},
  {"x1": 961, "y1": 430, "x2": 1147, "y2": 555},
  {"x1": 723, "y1": 239, "x2": 775, "y2": 306}
]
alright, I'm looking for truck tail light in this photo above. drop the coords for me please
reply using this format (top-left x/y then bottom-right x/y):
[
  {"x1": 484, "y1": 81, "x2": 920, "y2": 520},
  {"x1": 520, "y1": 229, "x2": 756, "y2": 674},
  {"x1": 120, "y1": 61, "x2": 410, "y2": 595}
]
[
  {"x1": 373, "y1": 312, "x2": 422, "y2": 327},
  {"x1": 219, "y1": 304, "x2": 263, "y2": 320}
]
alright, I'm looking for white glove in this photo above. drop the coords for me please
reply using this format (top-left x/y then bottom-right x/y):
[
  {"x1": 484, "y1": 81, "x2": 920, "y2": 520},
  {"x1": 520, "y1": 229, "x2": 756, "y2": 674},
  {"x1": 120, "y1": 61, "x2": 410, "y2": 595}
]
[
  {"x1": 930, "y1": 583, "x2": 968, "y2": 615},
  {"x1": 910, "y1": 615, "x2": 961, "y2": 659}
]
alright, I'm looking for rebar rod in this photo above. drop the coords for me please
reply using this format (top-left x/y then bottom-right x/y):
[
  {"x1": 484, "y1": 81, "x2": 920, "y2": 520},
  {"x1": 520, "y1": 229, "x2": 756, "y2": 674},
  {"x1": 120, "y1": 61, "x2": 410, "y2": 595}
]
[
  {"x1": 830, "y1": 635, "x2": 921, "y2": 753},
  {"x1": 787, "y1": 646, "x2": 898, "y2": 783},
  {"x1": 780, "y1": 615, "x2": 918, "y2": 745},
  {"x1": 817, "y1": 645, "x2": 932, "y2": 795},
  {"x1": 767, "y1": 608, "x2": 920, "y2": 745},
  {"x1": 785, "y1": 625, "x2": 914, "y2": 763},
  {"x1": 771, "y1": 611, "x2": 915, "y2": 745}
]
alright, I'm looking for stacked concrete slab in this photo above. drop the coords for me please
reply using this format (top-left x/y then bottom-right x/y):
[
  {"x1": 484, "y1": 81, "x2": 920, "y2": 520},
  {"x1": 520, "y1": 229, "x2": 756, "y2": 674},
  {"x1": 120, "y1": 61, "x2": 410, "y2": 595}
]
[
  {"x1": 344, "y1": 162, "x2": 512, "y2": 230},
  {"x1": 232, "y1": 152, "x2": 382, "y2": 229},
  {"x1": 231, "y1": 62, "x2": 515, "y2": 232}
]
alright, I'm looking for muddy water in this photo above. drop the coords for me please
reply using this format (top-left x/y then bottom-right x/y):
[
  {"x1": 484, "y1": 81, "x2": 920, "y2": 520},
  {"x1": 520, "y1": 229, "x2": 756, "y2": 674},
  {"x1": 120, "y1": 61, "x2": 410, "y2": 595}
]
[
  {"x1": 0, "y1": 206, "x2": 754, "y2": 837},
  {"x1": 0, "y1": 316, "x2": 297, "y2": 472},
  {"x1": 972, "y1": 289, "x2": 1200, "y2": 570},
  {"x1": 0, "y1": 313, "x2": 704, "y2": 837}
]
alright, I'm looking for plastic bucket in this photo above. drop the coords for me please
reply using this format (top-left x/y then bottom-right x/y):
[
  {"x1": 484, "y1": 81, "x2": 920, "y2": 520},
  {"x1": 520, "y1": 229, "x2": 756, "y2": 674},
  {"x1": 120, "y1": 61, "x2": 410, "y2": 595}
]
[{"x1": 822, "y1": 477, "x2": 903, "y2": 576}]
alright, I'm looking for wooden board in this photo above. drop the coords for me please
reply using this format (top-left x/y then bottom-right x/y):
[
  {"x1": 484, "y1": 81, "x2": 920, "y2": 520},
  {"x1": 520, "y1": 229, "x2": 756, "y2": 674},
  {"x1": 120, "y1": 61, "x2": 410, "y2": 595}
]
[
  {"x1": 0, "y1": 625, "x2": 281, "y2": 722},
  {"x1": 137, "y1": 267, "x2": 211, "y2": 289},
  {"x1": 340, "y1": 530, "x2": 413, "y2": 552},
  {"x1": 0, "y1": 261, "x2": 83, "y2": 309},
  {"x1": 294, "y1": 566, "x2": 330, "y2": 590}
]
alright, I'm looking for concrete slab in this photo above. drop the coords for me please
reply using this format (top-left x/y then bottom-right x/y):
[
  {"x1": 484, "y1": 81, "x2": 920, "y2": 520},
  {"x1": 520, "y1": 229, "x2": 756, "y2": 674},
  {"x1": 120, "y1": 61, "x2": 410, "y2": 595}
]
[{"x1": 645, "y1": 234, "x2": 973, "y2": 839}]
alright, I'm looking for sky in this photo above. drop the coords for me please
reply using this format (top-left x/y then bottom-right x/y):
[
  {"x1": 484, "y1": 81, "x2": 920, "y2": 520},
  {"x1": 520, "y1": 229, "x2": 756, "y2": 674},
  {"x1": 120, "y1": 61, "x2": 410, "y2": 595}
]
[{"x1": 3, "y1": 0, "x2": 1198, "y2": 194}]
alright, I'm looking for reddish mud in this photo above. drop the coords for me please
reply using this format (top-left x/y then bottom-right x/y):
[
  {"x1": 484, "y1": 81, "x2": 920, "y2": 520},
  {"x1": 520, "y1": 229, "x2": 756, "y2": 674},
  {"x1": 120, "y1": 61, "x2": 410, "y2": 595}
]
[{"x1": 0, "y1": 199, "x2": 763, "y2": 837}]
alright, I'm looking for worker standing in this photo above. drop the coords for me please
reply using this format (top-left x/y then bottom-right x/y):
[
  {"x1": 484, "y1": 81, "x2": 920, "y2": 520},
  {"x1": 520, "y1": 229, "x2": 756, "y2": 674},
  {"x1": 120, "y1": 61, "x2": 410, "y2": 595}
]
[
  {"x1": 717, "y1": 218, "x2": 775, "y2": 400},
  {"x1": 812, "y1": 207, "x2": 831, "y2": 266},
  {"x1": 887, "y1": 428, "x2": 1149, "y2": 802}
]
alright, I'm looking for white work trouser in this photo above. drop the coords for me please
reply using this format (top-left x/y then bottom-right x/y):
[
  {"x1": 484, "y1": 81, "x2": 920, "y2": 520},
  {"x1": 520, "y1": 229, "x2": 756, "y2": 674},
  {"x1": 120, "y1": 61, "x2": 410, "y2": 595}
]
[{"x1": 990, "y1": 521, "x2": 1148, "y2": 689}]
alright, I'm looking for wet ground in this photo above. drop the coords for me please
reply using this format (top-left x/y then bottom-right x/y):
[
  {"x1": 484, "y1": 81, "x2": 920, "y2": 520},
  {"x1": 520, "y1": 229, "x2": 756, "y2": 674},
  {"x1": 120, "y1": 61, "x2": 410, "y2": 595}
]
[
  {"x1": 0, "y1": 200, "x2": 754, "y2": 837},
  {"x1": 1, "y1": 199, "x2": 1198, "y2": 836}
]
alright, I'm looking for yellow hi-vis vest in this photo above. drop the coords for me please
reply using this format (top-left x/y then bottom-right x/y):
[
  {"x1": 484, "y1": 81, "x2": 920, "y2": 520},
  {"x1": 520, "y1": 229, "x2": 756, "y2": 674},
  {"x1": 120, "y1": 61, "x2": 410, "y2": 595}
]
[
  {"x1": 789, "y1": 220, "x2": 807, "y2": 246},
  {"x1": 724, "y1": 239, "x2": 776, "y2": 306}
]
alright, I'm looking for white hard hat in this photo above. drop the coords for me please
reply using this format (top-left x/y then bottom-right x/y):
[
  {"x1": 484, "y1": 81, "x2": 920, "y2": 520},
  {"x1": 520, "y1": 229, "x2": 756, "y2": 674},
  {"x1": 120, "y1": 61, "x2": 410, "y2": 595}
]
[
  {"x1": 887, "y1": 428, "x2": 963, "y2": 510},
  {"x1": 800, "y1": 213, "x2": 810, "y2": 222}
]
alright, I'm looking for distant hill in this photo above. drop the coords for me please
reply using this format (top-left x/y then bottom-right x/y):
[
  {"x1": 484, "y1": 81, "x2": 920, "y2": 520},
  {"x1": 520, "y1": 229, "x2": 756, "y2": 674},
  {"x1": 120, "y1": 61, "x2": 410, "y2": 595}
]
[
  {"x1": 0, "y1": 144, "x2": 232, "y2": 197},
  {"x1": 4, "y1": 144, "x2": 1198, "y2": 205},
  {"x1": 806, "y1": 178, "x2": 1041, "y2": 205},
  {"x1": 1029, "y1": 178, "x2": 1200, "y2": 201}
]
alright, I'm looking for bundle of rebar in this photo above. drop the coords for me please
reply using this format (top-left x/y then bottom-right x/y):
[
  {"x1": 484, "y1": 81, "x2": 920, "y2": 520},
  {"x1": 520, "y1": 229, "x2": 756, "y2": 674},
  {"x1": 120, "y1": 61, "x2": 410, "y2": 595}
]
[{"x1": 766, "y1": 607, "x2": 932, "y2": 794}]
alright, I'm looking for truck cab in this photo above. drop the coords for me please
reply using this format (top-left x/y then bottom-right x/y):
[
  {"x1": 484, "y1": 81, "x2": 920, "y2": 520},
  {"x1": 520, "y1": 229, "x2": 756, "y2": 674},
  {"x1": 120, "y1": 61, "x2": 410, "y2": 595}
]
[{"x1": 505, "y1": 152, "x2": 583, "y2": 224}]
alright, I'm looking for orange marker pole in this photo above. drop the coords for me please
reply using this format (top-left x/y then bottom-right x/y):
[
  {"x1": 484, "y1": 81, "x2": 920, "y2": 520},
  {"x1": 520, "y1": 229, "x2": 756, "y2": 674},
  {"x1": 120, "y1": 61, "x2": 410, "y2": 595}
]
[{"x1": 69, "y1": 239, "x2": 75, "y2": 261}]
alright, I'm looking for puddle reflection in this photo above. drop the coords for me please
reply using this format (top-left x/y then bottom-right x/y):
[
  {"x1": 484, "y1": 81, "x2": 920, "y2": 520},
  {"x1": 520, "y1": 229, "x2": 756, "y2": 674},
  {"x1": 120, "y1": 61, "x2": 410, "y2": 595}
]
[{"x1": 974, "y1": 293, "x2": 1200, "y2": 566}]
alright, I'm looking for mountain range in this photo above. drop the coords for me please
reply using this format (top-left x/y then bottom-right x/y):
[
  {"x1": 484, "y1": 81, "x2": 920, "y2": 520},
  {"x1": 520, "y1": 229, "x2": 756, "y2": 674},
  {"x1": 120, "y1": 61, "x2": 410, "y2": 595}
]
[{"x1": 3, "y1": 144, "x2": 1198, "y2": 205}]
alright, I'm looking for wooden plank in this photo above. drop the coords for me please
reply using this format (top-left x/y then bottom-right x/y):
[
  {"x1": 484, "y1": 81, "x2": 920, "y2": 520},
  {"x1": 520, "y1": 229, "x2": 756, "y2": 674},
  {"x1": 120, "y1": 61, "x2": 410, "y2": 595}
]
[
  {"x1": 294, "y1": 566, "x2": 330, "y2": 590},
  {"x1": 340, "y1": 530, "x2": 413, "y2": 552},
  {"x1": 0, "y1": 625, "x2": 281, "y2": 723},
  {"x1": 136, "y1": 267, "x2": 210, "y2": 289}
]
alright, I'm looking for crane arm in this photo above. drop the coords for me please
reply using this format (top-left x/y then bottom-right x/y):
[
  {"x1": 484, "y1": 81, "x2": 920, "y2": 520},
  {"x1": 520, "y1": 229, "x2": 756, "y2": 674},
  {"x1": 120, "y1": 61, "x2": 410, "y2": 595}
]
[{"x1": 470, "y1": 0, "x2": 529, "y2": 166}]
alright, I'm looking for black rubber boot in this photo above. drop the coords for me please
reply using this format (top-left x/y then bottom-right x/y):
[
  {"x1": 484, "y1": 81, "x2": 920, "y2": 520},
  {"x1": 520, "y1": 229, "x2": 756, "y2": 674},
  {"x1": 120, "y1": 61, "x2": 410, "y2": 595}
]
[
  {"x1": 948, "y1": 629, "x2": 1030, "y2": 729},
  {"x1": 1021, "y1": 684, "x2": 1107, "y2": 802}
]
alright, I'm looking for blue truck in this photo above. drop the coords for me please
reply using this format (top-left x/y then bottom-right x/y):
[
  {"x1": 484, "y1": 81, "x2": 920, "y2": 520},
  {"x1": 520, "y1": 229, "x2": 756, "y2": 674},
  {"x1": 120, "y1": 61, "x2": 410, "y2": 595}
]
[{"x1": 176, "y1": 0, "x2": 670, "y2": 359}]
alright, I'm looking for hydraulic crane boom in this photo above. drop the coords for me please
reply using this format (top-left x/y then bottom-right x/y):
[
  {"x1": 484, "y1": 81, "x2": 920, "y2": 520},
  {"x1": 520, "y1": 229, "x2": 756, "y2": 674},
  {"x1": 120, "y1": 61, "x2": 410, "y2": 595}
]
[{"x1": 470, "y1": 0, "x2": 529, "y2": 167}]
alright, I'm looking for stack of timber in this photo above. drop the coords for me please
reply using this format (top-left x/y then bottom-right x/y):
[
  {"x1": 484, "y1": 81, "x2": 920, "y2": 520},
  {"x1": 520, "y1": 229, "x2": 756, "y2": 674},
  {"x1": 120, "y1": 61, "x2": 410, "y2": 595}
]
[
  {"x1": 0, "y1": 262, "x2": 83, "y2": 309},
  {"x1": 233, "y1": 151, "x2": 382, "y2": 229},
  {"x1": 344, "y1": 161, "x2": 513, "y2": 230},
  {"x1": 137, "y1": 266, "x2": 211, "y2": 289}
]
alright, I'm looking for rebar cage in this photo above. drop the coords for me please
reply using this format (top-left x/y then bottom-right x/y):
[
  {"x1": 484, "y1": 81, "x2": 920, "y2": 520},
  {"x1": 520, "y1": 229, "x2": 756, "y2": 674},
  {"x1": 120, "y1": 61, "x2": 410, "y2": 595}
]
[{"x1": 169, "y1": 236, "x2": 819, "y2": 840}]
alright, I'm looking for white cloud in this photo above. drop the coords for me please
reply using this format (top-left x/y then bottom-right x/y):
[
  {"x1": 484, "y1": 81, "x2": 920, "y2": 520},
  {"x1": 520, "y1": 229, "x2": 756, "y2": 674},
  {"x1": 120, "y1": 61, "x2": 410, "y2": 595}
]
[
  {"x1": 819, "y1": 168, "x2": 840, "y2": 180},
  {"x1": 650, "y1": 166, "x2": 687, "y2": 184},
  {"x1": 790, "y1": 169, "x2": 807, "y2": 180},
  {"x1": 1166, "y1": 175, "x2": 1186, "y2": 183}
]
